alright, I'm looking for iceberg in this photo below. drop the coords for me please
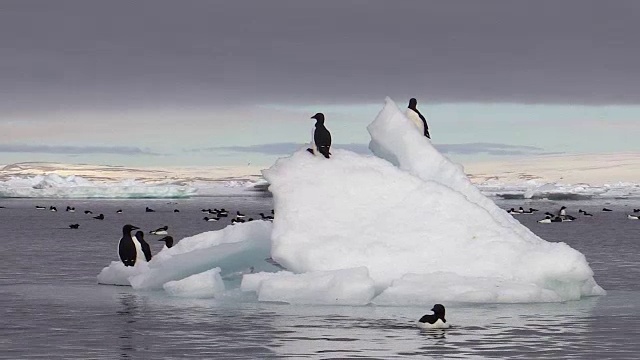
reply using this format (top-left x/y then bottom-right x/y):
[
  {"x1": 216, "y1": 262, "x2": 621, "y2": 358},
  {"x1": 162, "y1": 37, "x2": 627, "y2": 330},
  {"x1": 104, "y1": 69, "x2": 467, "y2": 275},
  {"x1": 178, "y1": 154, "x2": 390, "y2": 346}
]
[
  {"x1": 260, "y1": 97, "x2": 604, "y2": 304},
  {"x1": 96, "y1": 98, "x2": 604, "y2": 305}
]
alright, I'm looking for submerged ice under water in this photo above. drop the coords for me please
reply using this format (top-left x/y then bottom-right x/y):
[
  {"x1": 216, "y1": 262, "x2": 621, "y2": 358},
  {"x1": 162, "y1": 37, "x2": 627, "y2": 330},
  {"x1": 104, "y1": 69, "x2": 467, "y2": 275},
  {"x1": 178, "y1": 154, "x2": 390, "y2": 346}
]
[{"x1": 1, "y1": 197, "x2": 640, "y2": 359}]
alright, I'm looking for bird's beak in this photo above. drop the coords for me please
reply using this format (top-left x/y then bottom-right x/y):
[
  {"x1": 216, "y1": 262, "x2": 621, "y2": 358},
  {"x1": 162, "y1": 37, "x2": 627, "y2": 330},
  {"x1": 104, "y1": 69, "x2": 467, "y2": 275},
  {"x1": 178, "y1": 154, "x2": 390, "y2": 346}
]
[{"x1": 132, "y1": 225, "x2": 140, "y2": 230}]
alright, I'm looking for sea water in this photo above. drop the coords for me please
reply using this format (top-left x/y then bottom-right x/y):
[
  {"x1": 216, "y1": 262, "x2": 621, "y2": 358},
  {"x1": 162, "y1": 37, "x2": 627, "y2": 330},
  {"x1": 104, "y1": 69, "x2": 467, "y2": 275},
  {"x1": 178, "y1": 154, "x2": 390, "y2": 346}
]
[{"x1": 1, "y1": 197, "x2": 639, "y2": 359}]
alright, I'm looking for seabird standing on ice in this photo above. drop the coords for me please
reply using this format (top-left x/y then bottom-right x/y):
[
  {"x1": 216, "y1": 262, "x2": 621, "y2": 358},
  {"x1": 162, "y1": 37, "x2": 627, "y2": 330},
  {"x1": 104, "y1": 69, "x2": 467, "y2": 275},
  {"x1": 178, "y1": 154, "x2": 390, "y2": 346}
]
[
  {"x1": 118, "y1": 224, "x2": 140, "y2": 267},
  {"x1": 418, "y1": 304, "x2": 449, "y2": 329},
  {"x1": 135, "y1": 231, "x2": 153, "y2": 262},
  {"x1": 406, "y1": 98, "x2": 431, "y2": 139},
  {"x1": 307, "y1": 113, "x2": 332, "y2": 159}
]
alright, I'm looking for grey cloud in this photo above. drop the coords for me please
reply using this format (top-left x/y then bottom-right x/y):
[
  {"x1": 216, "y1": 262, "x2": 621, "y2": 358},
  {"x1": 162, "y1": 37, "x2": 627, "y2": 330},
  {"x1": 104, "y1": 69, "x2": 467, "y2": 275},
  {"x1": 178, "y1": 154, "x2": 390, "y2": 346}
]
[
  {"x1": 0, "y1": 144, "x2": 154, "y2": 155},
  {"x1": 199, "y1": 142, "x2": 544, "y2": 156},
  {"x1": 1, "y1": 0, "x2": 640, "y2": 115}
]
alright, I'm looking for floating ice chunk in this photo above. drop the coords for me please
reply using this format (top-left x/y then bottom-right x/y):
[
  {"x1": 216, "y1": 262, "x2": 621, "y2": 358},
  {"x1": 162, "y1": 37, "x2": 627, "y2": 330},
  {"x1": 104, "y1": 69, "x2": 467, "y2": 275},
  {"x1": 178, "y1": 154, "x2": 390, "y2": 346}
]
[
  {"x1": 261, "y1": 98, "x2": 604, "y2": 304},
  {"x1": 241, "y1": 267, "x2": 375, "y2": 305},
  {"x1": 163, "y1": 268, "x2": 226, "y2": 298},
  {"x1": 240, "y1": 270, "x2": 294, "y2": 293},
  {"x1": 129, "y1": 221, "x2": 274, "y2": 290},
  {"x1": 97, "y1": 261, "x2": 149, "y2": 286},
  {"x1": 373, "y1": 272, "x2": 565, "y2": 305}
]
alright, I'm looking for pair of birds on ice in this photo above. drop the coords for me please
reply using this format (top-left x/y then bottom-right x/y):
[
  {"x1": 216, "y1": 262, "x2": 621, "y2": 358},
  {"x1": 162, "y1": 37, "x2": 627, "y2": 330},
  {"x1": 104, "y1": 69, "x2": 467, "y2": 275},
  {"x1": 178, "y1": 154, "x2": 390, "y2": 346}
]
[
  {"x1": 308, "y1": 98, "x2": 430, "y2": 159},
  {"x1": 118, "y1": 224, "x2": 173, "y2": 267}
]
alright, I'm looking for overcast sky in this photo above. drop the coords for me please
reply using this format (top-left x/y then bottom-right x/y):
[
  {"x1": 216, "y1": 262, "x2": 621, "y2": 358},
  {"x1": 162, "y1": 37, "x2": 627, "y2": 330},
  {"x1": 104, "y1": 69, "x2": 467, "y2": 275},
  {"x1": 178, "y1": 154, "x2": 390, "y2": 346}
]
[{"x1": 1, "y1": 0, "x2": 639, "y2": 166}]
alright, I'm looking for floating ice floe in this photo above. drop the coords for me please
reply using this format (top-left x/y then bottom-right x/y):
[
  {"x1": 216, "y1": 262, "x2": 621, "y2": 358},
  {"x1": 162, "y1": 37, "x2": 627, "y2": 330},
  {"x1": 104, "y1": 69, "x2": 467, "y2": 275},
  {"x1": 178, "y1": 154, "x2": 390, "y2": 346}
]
[
  {"x1": 163, "y1": 268, "x2": 226, "y2": 298},
  {"x1": 98, "y1": 97, "x2": 605, "y2": 305},
  {"x1": 98, "y1": 221, "x2": 275, "y2": 289}
]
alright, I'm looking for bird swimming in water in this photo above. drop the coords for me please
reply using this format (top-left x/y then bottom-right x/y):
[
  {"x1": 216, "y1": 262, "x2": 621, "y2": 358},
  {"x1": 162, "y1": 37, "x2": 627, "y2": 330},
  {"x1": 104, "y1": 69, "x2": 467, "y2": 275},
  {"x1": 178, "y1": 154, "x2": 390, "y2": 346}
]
[
  {"x1": 418, "y1": 304, "x2": 449, "y2": 329},
  {"x1": 69, "y1": 224, "x2": 80, "y2": 229},
  {"x1": 307, "y1": 113, "x2": 332, "y2": 159},
  {"x1": 158, "y1": 236, "x2": 174, "y2": 249},
  {"x1": 406, "y1": 98, "x2": 431, "y2": 139},
  {"x1": 149, "y1": 225, "x2": 168, "y2": 235},
  {"x1": 145, "y1": 207, "x2": 155, "y2": 213},
  {"x1": 93, "y1": 214, "x2": 105, "y2": 220}
]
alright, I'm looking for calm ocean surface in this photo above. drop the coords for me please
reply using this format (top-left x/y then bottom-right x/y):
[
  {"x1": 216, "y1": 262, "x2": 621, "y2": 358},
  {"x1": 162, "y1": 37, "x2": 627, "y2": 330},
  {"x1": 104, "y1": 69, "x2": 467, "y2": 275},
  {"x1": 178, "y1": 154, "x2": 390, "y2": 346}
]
[{"x1": 1, "y1": 197, "x2": 639, "y2": 359}]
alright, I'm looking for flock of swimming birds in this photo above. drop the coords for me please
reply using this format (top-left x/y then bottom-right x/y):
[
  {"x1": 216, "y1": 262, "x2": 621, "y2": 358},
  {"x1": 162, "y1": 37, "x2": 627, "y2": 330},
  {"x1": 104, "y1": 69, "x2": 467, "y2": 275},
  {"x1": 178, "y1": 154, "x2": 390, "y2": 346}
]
[{"x1": 506, "y1": 205, "x2": 640, "y2": 223}]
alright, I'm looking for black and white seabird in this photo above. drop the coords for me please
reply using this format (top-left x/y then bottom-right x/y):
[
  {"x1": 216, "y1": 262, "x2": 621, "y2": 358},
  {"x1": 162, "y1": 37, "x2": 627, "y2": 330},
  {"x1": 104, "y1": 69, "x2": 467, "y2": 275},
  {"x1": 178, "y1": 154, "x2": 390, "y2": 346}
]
[
  {"x1": 116, "y1": 209, "x2": 123, "y2": 214},
  {"x1": 260, "y1": 212, "x2": 274, "y2": 221},
  {"x1": 173, "y1": 209, "x2": 180, "y2": 213},
  {"x1": 602, "y1": 208, "x2": 613, "y2": 212},
  {"x1": 558, "y1": 206, "x2": 567, "y2": 218},
  {"x1": 118, "y1": 224, "x2": 140, "y2": 267},
  {"x1": 418, "y1": 304, "x2": 449, "y2": 329},
  {"x1": 158, "y1": 235, "x2": 174, "y2": 249},
  {"x1": 236, "y1": 211, "x2": 246, "y2": 218},
  {"x1": 50, "y1": 206, "x2": 57, "y2": 212},
  {"x1": 145, "y1": 206, "x2": 155, "y2": 213},
  {"x1": 66, "y1": 206, "x2": 75, "y2": 213},
  {"x1": 406, "y1": 98, "x2": 431, "y2": 139},
  {"x1": 69, "y1": 224, "x2": 80, "y2": 229},
  {"x1": 93, "y1": 214, "x2": 105, "y2": 220},
  {"x1": 149, "y1": 225, "x2": 168, "y2": 235},
  {"x1": 307, "y1": 113, "x2": 332, "y2": 159},
  {"x1": 628, "y1": 214, "x2": 640, "y2": 220},
  {"x1": 633, "y1": 209, "x2": 640, "y2": 213},
  {"x1": 135, "y1": 231, "x2": 153, "y2": 262},
  {"x1": 35, "y1": 205, "x2": 46, "y2": 210},
  {"x1": 203, "y1": 216, "x2": 219, "y2": 222},
  {"x1": 84, "y1": 210, "x2": 93, "y2": 215}
]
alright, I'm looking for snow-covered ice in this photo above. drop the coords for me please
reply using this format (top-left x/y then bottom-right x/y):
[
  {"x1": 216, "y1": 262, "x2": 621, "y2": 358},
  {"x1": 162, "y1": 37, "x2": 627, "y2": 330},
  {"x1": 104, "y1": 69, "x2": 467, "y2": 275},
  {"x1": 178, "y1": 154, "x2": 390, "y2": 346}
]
[
  {"x1": 97, "y1": 221, "x2": 275, "y2": 289},
  {"x1": 0, "y1": 173, "x2": 196, "y2": 198},
  {"x1": 241, "y1": 268, "x2": 376, "y2": 305},
  {"x1": 261, "y1": 97, "x2": 604, "y2": 304},
  {"x1": 97, "y1": 97, "x2": 605, "y2": 305}
]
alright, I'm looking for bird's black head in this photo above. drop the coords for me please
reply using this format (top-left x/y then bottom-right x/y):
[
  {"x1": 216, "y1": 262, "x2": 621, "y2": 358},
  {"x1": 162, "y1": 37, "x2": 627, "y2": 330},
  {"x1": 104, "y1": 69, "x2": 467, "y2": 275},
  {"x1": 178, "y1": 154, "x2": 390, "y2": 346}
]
[
  {"x1": 431, "y1": 304, "x2": 446, "y2": 318},
  {"x1": 311, "y1": 113, "x2": 325, "y2": 124},
  {"x1": 158, "y1": 236, "x2": 174, "y2": 248},
  {"x1": 408, "y1": 98, "x2": 418, "y2": 109},
  {"x1": 135, "y1": 231, "x2": 144, "y2": 239},
  {"x1": 123, "y1": 224, "x2": 140, "y2": 233}
]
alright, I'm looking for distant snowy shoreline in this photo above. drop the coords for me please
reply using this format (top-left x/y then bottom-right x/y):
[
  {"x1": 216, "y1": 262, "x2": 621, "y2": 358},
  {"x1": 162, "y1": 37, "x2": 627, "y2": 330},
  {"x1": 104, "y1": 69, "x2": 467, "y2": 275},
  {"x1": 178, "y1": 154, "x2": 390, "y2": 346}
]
[{"x1": 1, "y1": 153, "x2": 638, "y2": 199}]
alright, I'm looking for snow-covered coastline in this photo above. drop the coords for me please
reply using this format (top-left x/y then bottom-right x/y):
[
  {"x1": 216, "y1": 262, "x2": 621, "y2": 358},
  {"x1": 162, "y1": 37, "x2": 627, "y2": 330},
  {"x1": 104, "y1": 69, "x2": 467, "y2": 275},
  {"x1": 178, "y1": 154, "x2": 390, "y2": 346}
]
[{"x1": 1, "y1": 152, "x2": 638, "y2": 199}]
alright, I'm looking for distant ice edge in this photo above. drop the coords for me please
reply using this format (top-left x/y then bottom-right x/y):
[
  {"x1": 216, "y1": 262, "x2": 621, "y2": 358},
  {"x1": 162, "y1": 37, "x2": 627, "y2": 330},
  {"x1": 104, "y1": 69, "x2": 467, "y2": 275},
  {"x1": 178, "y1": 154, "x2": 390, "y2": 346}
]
[{"x1": 97, "y1": 97, "x2": 605, "y2": 305}]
